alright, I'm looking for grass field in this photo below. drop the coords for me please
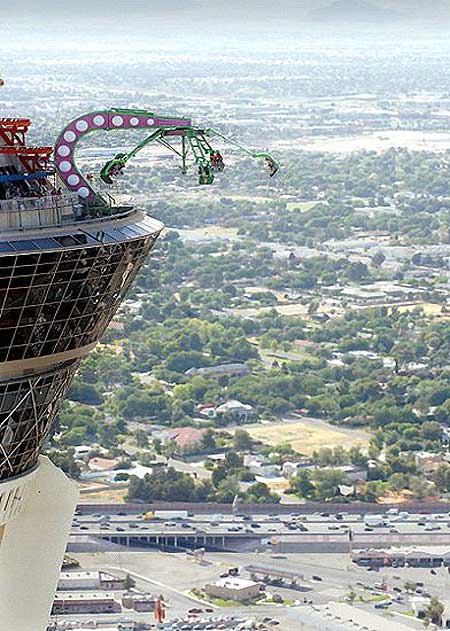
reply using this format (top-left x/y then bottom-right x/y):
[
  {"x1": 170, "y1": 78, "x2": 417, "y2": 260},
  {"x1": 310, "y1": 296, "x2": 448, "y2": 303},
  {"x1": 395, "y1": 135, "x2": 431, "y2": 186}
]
[
  {"x1": 79, "y1": 484, "x2": 128, "y2": 502},
  {"x1": 287, "y1": 201, "x2": 319, "y2": 212},
  {"x1": 247, "y1": 418, "x2": 370, "y2": 455},
  {"x1": 396, "y1": 302, "x2": 450, "y2": 317}
]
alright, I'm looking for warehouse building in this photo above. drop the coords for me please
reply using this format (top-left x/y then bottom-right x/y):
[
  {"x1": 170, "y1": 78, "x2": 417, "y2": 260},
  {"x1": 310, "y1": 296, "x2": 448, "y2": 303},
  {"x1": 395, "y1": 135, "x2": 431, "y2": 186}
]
[{"x1": 51, "y1": 592, "x2": 122, "y2": 615}]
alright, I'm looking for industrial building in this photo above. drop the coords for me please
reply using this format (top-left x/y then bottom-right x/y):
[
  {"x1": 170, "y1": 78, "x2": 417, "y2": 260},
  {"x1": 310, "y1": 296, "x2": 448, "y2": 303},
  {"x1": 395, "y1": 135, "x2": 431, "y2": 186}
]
[
  {"x1": 57, "y1": 570, "x2": 126, "y2": 591},
  {"x1": 51, "y1": 591, "x2": 122, "y2": 615}
]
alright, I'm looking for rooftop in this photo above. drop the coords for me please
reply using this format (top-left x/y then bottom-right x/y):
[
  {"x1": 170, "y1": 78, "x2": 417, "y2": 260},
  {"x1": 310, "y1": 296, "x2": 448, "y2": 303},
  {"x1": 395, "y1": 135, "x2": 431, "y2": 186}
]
[
  {"x1": 212, "y1": 577, "x2": 260, "y2": 590},
  {"x1": 54, "y1": 591, "x2": 115, "y2": 601},
  {"x1": 161, "y1": 427, "x2": 207, "y2": 449}
]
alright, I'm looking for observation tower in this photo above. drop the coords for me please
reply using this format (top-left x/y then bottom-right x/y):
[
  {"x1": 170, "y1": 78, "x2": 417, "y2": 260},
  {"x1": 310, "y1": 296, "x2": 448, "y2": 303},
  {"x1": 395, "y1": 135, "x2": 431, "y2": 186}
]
[
  {"x1": 0, "y1": 82, "x2": 278, "y2": 631},
  {"x1": 0, "y1": 105, "x2": 164, "y2": 631}
]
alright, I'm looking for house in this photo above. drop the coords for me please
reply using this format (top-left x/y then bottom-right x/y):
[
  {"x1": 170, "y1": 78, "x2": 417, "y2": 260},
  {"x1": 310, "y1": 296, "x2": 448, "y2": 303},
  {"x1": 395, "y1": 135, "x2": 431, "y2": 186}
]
[
  {"x1": 249, "y1": 463, "x2": 281, "y2": 479},
  {"x1": 415, "y1": 451, "x2": 447, "y2": 474},
  {"x1": 197, "y1": 403, "x2": 216, "y2": 418},
  {"x1": 87, "y1": 457, "x2": 122, "y2": 472},
  {"x1": 282, "y1": 460, "x2": 312, "y2": 479},
  {"x1": 204, "y1": 577, "x2": 263, "y2": 602},
  {"x1": 185, "y1": 363, "x2": 251, "y2": 378},
  {"x1": 157, "y1": 427, "x2": 207, "y2": 451},
  {"x1": 215, "y1": 400, "x2": 256, "y2": 422},
  {"x1": 303, "y1": 464, "x2": 367, "y2": 483}
]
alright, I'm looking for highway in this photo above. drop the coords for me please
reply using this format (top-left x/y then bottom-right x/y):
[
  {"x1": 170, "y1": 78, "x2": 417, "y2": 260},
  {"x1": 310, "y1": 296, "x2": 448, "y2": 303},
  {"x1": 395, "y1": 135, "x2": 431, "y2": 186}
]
[{"x1": 70, "y1": 508, "x2": 450, "y2": 551}]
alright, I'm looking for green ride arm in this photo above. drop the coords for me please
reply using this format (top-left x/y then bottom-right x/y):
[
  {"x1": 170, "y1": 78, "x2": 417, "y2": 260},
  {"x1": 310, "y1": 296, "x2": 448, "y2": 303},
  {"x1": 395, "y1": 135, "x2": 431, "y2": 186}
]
[
  {"x1": 205, "y1": 128, "x2": 280, "y2": 175},
  {"x1": 100, "y1": 129, "x2": 165, "y2": 184}
]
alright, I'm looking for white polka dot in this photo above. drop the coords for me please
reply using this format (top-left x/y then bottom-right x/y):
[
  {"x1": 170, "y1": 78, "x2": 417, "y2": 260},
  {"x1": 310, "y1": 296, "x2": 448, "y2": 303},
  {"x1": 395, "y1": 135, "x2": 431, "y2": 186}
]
[
  {"x1": 130, "y1": 117, "x2": 139, "y2": 126},
  {"x1": 67, "y1": 174, "x2": 80, "y2": 186},
  {"x1": 59, "y1": 161, "x2": 72, "y2": 173},
  {"x1": 147, "y1": 118, "x2": 155, "y2": 126},
  {"x1": 57, "y1": 145, "x2": 70, "y2": 157},
  {"x1": 78, "y1": 187, "x2": 90, "y2": 198},
  {"x1": 112, "y1": 116, "x2": 123, "y2": 127},
  {"x1": 76, "y1": 119, "x2": 89, "y2": 132},
  {"x1": 64, "y1": 130, "x2": 76, "y2": 142},
  {"x1": 93, "y1": 115, "x2": 105, "y2": 126}
]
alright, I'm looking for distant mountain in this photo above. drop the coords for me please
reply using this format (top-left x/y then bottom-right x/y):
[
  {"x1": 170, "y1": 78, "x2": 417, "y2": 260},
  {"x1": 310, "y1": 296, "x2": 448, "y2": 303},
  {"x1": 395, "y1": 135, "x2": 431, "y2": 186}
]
[{"x1": 307, "y1": 0, "x2": 403, "y2": 23}]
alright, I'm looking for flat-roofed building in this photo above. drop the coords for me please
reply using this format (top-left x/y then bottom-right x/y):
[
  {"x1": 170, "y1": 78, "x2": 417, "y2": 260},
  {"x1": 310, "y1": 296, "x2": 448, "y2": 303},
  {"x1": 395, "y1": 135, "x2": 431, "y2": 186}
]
[
  {"x1": 122, "y1": 591, "x2": 157, "y2": 612},
  {"x1": 353, "y1": 545, "x2": 450, "y2": 568},
  {"x1": 57, "y1": 570, "x2": 126, "y2": 591},
  {"x1": 204, "y1": 577, "x2": 262, "y2": 602},
  {"x1": 52, "y1": 591, "x2": 121, "y2": 615}
]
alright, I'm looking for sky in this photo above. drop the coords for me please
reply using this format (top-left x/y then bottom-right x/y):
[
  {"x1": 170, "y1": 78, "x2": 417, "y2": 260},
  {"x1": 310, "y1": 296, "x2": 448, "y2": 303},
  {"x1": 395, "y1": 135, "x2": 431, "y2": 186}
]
[
  {"x1": 2, "y1": 1, "x2": 450, "y2": 53},
  {"x1": 3, "y1": 0, "x2": 450, "y2": 24}
]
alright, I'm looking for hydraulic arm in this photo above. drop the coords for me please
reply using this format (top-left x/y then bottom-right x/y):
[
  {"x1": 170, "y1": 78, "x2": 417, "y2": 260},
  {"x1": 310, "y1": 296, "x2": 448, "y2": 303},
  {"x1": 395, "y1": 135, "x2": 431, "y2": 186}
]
[{"x1": 54, "y1": 108, "x2": 279, "y2": 207}]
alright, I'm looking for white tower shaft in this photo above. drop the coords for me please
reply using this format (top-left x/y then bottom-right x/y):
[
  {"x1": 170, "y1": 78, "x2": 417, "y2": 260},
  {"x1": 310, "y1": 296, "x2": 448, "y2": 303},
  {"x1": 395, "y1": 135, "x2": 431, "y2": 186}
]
[{"x1": 0, "y1": 457, "x2": 78, "y2": 631}]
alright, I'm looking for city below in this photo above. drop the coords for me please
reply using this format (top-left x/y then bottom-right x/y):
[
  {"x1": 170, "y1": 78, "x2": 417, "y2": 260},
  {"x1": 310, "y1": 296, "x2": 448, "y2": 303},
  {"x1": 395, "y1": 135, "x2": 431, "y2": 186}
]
[{"x1": 4, "y1": 7, "x2": 450, "y2": 631}]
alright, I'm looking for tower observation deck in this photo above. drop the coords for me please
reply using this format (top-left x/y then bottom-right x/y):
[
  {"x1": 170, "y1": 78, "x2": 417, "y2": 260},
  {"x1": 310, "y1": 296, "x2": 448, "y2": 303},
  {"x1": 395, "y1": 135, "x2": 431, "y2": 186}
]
[
  {"x1": 0, "y1": 85, "x2": 278, "y2": 631},
  {"x1": 0, "y1": 110, "x2": 163, "y2": 631}
]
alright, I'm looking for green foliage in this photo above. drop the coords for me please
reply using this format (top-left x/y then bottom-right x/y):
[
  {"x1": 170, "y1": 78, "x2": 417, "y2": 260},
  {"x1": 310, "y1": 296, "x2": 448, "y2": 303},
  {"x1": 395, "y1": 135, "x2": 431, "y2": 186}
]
[
  {"x1": 47, "y1": 448, "x2": 81, "y2": 479},
  {"x1": 127, "y1": 467, "x2": 213, "y2": 502}
]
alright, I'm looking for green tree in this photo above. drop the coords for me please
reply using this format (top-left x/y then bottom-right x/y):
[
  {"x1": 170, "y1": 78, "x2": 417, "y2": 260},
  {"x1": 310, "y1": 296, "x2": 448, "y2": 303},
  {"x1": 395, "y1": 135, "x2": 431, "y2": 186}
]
[
  {"x1": 424, "y1": 597, "x2": 444, "y2": 627},
  {"x1": 201, "y1": 429, "x2": 217, "y2": 452},
  {"x1": 290, "y1": 469, "x2": 315, "y2": 499},
  {"x1": 311, "y1": 468, "x2": 347, "y2": 502},
  {"x1": 135, "y1": 429, "x2": 149, "y2": 449},
  {"x1": 233, "y1": 430, "x2": 254, "y2": 452}
]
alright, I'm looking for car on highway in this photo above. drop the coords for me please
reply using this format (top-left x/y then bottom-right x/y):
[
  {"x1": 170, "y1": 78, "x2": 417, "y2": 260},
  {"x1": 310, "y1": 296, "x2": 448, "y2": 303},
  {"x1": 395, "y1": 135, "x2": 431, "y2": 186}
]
[
  {"x1": 328, "y1": 525, "x2": 339, "y2": 531},
  {"x1": 312, "y1": 575, "x2": 322, "y2": 581},
  {"x1": 425, "y1": 524, "x2": 441, "y2": 531}
]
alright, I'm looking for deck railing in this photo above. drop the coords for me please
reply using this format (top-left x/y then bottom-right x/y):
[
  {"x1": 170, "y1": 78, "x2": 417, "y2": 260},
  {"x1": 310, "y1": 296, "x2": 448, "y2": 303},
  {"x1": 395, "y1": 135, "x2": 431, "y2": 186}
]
[{"x1": 0, "y1": 193, "x2": 133, "y2": 232}]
